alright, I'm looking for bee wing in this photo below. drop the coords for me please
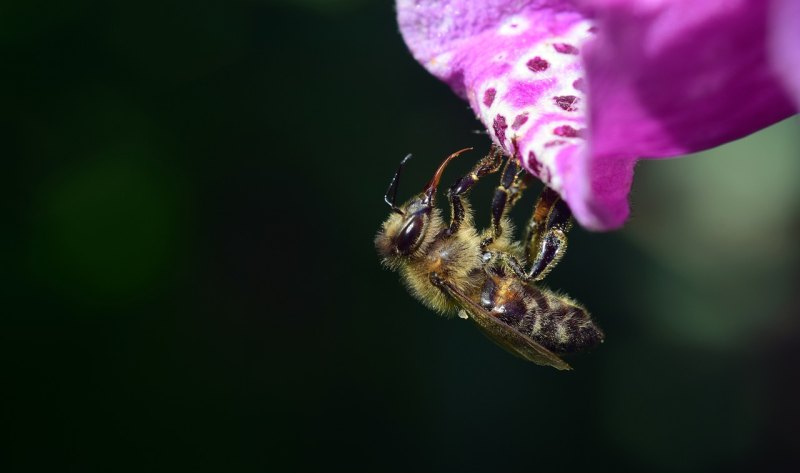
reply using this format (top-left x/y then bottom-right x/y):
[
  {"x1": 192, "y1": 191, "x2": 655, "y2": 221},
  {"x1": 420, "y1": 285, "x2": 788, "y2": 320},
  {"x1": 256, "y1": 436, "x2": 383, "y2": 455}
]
[{"x1": 437, "y1": 280, "x2": 572, "y2": 371}]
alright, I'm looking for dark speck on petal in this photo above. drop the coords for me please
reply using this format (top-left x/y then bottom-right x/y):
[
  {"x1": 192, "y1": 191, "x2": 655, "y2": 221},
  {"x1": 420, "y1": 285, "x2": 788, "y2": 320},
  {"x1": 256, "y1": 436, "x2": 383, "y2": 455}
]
[
  {"x1": 553, "y1": 43, "x2": 579, "y2": 54},
  {"x1": 511, "y1": 113, "x2": 529, "y2": 130},
  {"x1": 483, "y1": 88, "x2": 496, "y2": 107},
  {"x1": 553, "y1": 125, "x2": 584, "y2": 138},
  {"x1": 528, "y1": 151, "x2": 550, "y2": 180},
  {"x1": 526, "y1": 56, "x2": 549, "y2": 72},
  {"x1": 528, "y1": 151, "x2": 543, "y2": 175},
  {"x1": 493, "y1": 115, "x2": 508, "y2": 144},
  {"x1": 554, "y1": 95, "x2": 579, "y2": 111}
]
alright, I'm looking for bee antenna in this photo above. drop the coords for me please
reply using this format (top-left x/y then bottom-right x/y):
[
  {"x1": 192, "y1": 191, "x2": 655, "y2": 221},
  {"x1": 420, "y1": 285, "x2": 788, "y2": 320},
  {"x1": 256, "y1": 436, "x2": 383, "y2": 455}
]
[{"x1": 385, "y1": 153, "x2": 412, "y2": 214}]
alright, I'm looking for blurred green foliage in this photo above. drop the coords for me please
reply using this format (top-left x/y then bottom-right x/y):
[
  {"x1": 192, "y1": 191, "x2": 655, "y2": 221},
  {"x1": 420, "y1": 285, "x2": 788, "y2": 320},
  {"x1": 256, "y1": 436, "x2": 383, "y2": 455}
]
[{"x1": 2, "y1": 1, "x2": 799, "y2": 471}]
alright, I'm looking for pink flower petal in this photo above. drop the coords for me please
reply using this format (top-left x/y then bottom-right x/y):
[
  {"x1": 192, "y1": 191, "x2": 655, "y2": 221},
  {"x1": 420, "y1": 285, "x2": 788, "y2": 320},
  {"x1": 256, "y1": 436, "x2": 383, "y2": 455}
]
[
  {"x1": 771, "y1": 0, "x2": 800, "y2": 108},
  {"x1": 581, "y1": 0, "x2": 797, "y2": 227},
  {"x1": 397, "y1": 0, "x2": 798, "y2": 230}
]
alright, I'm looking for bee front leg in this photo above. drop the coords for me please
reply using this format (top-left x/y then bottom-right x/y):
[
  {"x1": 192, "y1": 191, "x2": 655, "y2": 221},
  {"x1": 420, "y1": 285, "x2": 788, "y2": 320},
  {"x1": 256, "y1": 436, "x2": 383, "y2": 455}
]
[
  {"x1": 525, "y1": 187, "x2": 573, "y2": 281},
  {"x1": 481, "y1": 155, "x2": 530, "y2": 250},
  {"x1": 446, "y1": 145, "x2": 504, "y2": 235}
]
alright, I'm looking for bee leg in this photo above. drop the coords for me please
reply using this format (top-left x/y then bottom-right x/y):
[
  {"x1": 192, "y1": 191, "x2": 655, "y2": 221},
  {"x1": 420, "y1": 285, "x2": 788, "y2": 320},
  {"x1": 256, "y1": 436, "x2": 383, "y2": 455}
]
[
  {"x1": 481, "y1": 155, "x2": 530, "y2": 250},
  {"x1": 446, "y1": 145, "x2": 504, "y2": 235},
  {"x1": 492, "y1": 252, "x2": 530, "y2": 280},
  {"x1": 525, "y1": 187, "x2": 573, "y2": 281}
]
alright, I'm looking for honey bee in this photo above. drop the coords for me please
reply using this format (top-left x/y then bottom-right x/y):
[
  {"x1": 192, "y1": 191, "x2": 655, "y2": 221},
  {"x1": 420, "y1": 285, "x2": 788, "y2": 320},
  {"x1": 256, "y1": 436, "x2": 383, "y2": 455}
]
[{"x1": 375, "y1": 146, "x2": 603, "y2": 370}]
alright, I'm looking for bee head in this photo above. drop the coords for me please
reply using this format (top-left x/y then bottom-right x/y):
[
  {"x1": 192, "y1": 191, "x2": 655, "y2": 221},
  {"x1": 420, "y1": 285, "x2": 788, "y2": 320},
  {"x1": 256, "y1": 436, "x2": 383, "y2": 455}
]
[{"x1": 375, "y1": 149, "x2": 470, "y2": 262}]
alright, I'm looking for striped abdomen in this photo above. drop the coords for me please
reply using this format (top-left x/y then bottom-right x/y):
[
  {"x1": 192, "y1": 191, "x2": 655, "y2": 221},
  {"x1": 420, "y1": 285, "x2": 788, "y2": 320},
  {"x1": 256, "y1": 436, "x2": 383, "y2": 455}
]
[{"x1": 478, "y1": 274, "x2": 603, "y2": 354}]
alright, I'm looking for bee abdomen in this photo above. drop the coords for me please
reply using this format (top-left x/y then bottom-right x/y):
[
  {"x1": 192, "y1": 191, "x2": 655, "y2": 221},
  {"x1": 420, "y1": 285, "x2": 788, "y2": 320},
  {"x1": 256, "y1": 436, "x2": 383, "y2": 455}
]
[
  {"x1": 479, "y1": 278, "x2": 603, "y2": 354},
  {"x1": 527, "y1": 305, "x2": 603, "y2": 354}
]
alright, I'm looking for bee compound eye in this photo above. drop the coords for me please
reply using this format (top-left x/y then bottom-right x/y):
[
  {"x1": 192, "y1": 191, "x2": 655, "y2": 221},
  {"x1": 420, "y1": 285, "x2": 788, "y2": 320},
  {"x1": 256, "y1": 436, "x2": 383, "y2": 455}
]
[{"x1": 395, "y1": 215, "x2": 424, "y2": 255}]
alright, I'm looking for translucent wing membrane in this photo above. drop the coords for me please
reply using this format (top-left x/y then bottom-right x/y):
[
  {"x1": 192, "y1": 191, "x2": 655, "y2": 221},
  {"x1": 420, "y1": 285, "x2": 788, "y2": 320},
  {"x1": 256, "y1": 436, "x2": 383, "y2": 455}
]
[{"x1": 436, "y1": 278, "x2": 571, "y2": 371}]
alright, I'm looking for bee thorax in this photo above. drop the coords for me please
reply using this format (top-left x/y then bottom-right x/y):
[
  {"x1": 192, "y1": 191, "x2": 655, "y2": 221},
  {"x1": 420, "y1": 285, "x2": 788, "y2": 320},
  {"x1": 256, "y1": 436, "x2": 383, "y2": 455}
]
[{"x1": 397, "y1": 234, "x2": 483, "y2": 315}]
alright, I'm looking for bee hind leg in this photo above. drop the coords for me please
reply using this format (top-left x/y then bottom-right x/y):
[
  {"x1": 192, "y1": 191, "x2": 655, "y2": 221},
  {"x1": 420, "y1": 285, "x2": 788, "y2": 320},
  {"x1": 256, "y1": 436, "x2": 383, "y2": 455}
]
[{"x1": 525, "y1": 187, "x2": 573, "y2": 281}]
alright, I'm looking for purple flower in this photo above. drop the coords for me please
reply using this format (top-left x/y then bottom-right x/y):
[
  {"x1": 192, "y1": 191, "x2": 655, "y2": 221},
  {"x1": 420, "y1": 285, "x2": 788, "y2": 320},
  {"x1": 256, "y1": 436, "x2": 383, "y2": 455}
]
[
  {"x1": 397, "y1": 0, "x2": 799, "y2": 230},
  {"x1": 772, "y1": 0, "x2": 800, "y2": 110}
]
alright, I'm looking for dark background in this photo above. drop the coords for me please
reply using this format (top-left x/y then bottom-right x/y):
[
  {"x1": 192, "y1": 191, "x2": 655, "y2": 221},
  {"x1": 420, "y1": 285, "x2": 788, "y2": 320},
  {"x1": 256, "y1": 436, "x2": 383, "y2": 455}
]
[{"x1": 3, "y1": 1, "x2": 800, "y2": 471}]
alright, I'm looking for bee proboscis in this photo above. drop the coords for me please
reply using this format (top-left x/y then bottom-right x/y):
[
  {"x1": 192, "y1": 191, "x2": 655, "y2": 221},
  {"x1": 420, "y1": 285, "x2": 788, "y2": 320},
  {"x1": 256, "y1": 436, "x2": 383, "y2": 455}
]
[{"x1": 375, "y1": 146, "x2": 603, "y2": 370}]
